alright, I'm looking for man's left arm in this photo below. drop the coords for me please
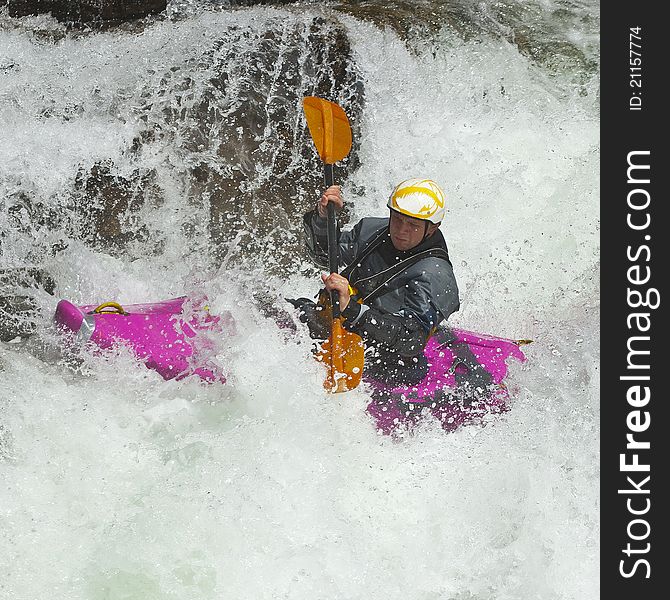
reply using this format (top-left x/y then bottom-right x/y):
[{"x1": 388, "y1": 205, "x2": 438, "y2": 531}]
[
  {"x1": 321, "y1": 260, "x2": 459, "y2": 357},
  {"x1": 341, "y1": 300, "x2": 432, "y2": 357},
  {"x1": 340, "y1": 277, "x2": 447, "y2": 358}
]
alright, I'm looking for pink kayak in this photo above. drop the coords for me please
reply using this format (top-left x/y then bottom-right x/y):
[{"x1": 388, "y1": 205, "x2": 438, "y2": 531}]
[
  {"x1": 364, "y1": 328, "x2": 529, "y2": 434},
  {"x1": 54, "y1": 296, "x2": 231, "y2": 382},
  {"x1": 54, "y1": 296, "x2": 528, "y2": 434}
]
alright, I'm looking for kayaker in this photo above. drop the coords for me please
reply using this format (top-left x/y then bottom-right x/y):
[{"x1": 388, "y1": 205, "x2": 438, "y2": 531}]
[{"x1": 290, "y1": 178, "x2": 459, "y2": 386}]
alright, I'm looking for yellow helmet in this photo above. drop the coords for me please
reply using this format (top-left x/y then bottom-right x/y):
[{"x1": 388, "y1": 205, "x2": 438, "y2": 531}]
[{"x1": 387, "y1": 178, "x2": 446, "y2": 224}]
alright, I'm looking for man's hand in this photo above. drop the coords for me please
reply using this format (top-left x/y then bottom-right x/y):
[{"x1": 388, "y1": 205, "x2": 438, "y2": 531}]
[
  {"x1": 317, "y1": 185, "x2": 344, "y2": 218},
  {"x1": 321, "y1": 272, "x2": 351, "y2": 311}
]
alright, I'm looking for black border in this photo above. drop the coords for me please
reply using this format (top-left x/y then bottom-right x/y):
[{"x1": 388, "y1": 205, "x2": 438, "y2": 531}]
[{"x1": 601, "y1": 4, "x2": 667, "y2": 595}]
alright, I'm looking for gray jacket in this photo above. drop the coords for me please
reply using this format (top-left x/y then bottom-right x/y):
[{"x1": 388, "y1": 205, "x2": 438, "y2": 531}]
[{"x1": 304, "y1": 210, "x2": 459, "y2": 358}]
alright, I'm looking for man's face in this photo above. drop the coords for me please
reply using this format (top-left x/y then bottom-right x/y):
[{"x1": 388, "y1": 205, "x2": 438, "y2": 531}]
[{"x1": 389, "y1": 210, "x2": 435, "y2": 251}]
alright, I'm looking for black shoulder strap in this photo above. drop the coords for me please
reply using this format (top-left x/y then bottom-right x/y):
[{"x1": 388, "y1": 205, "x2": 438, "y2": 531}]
[{"x1": 357, "y1": 247, "x2": 451, "y2": 305}]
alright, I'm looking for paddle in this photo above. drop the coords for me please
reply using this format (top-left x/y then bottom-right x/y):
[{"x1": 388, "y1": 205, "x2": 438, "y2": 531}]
[{"x1": 302, "y1": 96, "x2": 364, "y2": 393}]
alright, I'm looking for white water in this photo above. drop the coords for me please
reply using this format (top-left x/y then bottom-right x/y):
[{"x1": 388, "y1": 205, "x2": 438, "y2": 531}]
[{"x1": 1, "y1": 3, "x2": 598, "y2": 599}]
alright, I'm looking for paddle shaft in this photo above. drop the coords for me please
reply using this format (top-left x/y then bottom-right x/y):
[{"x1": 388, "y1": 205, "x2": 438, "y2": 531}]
[
  {"x1": 303, "y1": 96, "x2": 364, "y2": 392},
  {"x1": 324, "y1": 163, "x2": 341, "y2": 318}
]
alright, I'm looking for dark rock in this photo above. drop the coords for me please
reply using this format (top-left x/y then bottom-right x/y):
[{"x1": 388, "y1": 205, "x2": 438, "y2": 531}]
[
  {"x1": 7, "y1": 1, "x2": 167, "y2": 25},
  {"x1": 0, "y1": 267, "x2": 55, "y2": 341},
  {"x1": 333, "y1": 0, "x2": 598, "y2": 77},
  {"x1": 131, "y1": 15, "x2": 365, "y2": 271},
  {"x1": 71, "y1": 162, "x2": 164, "y2": 254},
  {"x1": 0, "y1": 267, "x2": 56, "y2": 295},
  {"x1": 0, "y1": 295, "x2": 39, "y2": 341},
  {"x1": 0, "y1": 187, "x2": 67, "y2": 259},
  {"x1": 3, "y1": 8, "x2": 364, "y2": 275},
  {"x1": 225, "y1": 1, "x2": 301, "y2": 5},
  {"x1": 334, "y1": 0, "x2": 449, "y2": 43}
]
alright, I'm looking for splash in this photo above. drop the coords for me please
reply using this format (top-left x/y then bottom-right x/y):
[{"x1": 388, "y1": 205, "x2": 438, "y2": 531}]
[{"x1": 1, "y1": 2, "x2": 598, "y2": 598}]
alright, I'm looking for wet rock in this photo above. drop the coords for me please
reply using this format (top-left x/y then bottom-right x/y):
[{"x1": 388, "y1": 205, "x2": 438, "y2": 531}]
[
  {"x1": 7, "y1": 1, "x2": 167, "y2": 25},
  {"x1": 0, "y1": 267, "x2": 55, "y2": 342},
  {"x1": 0, "y1": 295, "x2": 39, "y2": 341},
  {"x1": 1, "y1": 162, "x2": 159, "y2": 261},
  {"x1": 4, "y1": 6, "x2": 364, "y2": 274},
  {"x1": 133, "y1": 15, "x2": 364, "y2": 270},
  {"x1": 2, "y1": 12, "x2": 363, "y2": 272},
  {"x1": 0, "y1": 267, "x2": 56, "y2": 295},
  {"x1": 71, "y1": 162, "x2": 164, "y2": 254},
  {"x1": 333, "y1": 0, "x2": 598, "y2": 77},
  {"x1": 334, "y1": 0, "x2": 449, "y2": 43},
  {"x1": 2, "y1": 189, "x2": 58, "y2": 242},
  {"x1": 225, "y1": 1, "x2": 303, "y2": 6},
  {"x1": 0, "y1": 184, "x2": 69, "y2": 261}
]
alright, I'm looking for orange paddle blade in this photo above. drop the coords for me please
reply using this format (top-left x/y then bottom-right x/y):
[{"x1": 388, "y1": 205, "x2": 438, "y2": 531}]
[
  {"x1": 316, "y1": 318, "x2": 365, "y2": 393},
  {"x1": 303, "y1": 97, "x2": 352, "y2": 164}
]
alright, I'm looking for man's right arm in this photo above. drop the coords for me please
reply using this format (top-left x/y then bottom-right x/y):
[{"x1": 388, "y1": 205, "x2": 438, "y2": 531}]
[
  {"x1": 303, "y1": 209, "x2": 364, "y2": 268},
  {"x1": 303, "y1": 208, "x2": 330, "y2": 268}
]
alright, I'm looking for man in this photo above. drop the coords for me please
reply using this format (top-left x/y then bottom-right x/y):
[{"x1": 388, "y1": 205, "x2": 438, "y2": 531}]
[{"x1": 291, "y1": 178, "x2": 459, "y2": 386}]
